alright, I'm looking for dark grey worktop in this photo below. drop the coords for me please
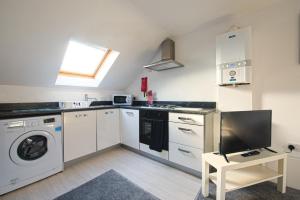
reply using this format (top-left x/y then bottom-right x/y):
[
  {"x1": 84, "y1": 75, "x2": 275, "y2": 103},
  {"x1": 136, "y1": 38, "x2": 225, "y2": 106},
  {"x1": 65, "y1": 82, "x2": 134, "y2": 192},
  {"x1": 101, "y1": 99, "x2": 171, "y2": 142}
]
[
  {"x1": 118, "y1": 105, "x2": 215, "y2": 115},
  {"x1": 0, "y1": 106, "x2": 116, "y2": 120},
  {"x1": 0, "y1": 101, "x2": 216, "y2": 120}
]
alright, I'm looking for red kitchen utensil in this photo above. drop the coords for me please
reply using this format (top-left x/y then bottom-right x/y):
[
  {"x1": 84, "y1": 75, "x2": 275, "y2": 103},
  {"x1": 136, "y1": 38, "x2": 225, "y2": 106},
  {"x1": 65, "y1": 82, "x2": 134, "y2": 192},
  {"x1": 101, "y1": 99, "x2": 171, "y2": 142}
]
[{"x1": 141, "y1": 77, "x2": 148, "y2": 97}]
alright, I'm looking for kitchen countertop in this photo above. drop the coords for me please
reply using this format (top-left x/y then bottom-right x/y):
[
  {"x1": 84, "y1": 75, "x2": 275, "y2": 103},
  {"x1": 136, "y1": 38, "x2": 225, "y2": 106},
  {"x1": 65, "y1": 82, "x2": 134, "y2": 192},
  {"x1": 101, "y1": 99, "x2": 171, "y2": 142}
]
[
  {"x1": 0, "y1": 105, "x2": 215, "y2": 120},
  {"x1": 119, "y1": 105, "x2": 216, "y2": 115}
]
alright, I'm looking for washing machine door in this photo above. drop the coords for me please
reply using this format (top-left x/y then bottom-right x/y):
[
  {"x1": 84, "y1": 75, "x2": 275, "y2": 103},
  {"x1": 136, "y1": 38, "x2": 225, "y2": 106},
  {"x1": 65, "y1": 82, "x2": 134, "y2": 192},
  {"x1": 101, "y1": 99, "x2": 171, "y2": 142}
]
[{"x1": 10, "y1": 130, "x2": 56, "y2": 166}]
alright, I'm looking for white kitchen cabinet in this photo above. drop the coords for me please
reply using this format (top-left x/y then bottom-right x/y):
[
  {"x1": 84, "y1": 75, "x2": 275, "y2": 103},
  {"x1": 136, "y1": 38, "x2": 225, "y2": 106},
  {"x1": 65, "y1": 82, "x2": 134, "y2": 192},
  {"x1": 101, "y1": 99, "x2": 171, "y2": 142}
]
[
  {"x1": 97, "y1": 109, "x2": 120, "y2": 150},
  {"x1": 168, "y1": 112, "x2": 214, "y2": 172},
  {"x1": 63, "y1": 110, "x2": 97, "y2": 162},
  {"x1": 120, "y1": 109, "x2": 139, "y2": 149}
]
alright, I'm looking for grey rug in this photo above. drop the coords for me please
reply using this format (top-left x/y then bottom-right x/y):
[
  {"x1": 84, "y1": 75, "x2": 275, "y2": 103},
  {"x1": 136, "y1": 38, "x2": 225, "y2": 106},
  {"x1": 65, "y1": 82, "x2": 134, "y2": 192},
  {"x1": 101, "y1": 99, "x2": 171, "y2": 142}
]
[
  {"x1": 195, "y1": 181, "x2": 300, "y2": 200},
  {"x1": 55, "y1": 169, "x2": 160, "y2": 200}
]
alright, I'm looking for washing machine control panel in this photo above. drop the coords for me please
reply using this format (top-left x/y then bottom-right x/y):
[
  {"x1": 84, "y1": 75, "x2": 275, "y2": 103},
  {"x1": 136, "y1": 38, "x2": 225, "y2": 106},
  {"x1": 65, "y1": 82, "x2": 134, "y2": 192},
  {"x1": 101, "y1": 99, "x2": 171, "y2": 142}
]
[
  {"x1": 6, "y1": 121, "x2": 24, "y2": 128},
  {"x1": 24, "y1": 118, "x2": 56, "y2": 127},
  {"x1": 44, "y1": 118, "x2": 55, "y2": 124},
  {"x1": 7, "y1": 119, "x2": 55, "y2": 128},
  {"x1": 27, "y1": 121, "x2": 39, "y2": 127}
]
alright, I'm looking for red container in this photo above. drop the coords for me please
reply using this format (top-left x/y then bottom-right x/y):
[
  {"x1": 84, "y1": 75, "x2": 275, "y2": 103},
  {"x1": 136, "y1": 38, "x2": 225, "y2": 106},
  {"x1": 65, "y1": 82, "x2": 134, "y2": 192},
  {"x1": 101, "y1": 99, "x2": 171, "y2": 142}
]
[
  {"x1": 147, "y1": 90, "x2": 153, "y2": 105},
  {"x1": 141, "y1": 77, "x2": 148, "y2": 96}
]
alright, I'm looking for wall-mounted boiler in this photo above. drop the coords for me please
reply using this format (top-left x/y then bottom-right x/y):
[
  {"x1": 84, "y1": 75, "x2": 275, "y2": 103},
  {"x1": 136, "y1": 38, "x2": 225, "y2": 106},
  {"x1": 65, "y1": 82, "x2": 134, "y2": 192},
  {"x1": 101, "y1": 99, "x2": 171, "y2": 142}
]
[{"x1": 216, "y1": 27, "x2": 252, "y2": 86}]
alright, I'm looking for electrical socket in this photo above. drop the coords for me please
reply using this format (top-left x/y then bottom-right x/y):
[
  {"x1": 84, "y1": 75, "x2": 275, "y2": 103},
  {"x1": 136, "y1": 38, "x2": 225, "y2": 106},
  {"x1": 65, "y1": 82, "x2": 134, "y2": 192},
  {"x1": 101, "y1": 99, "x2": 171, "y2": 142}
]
[{"x1": 288, "y1": 143, "x2": 300, "y2": 152}]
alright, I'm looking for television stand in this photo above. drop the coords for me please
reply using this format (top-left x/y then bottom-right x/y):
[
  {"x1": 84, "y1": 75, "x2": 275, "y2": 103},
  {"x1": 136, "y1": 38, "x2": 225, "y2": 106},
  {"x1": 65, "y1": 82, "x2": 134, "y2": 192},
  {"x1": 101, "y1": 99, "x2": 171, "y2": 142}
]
[
  {"x1": 202, "y1": 150, "x2": 287, "y2": 200},
  {"x1": 241, "y1": 150, "x2": 260, "y2": 157},
  {"x1": 264, "y1": 147, "x2": 278, "y2": 153}
]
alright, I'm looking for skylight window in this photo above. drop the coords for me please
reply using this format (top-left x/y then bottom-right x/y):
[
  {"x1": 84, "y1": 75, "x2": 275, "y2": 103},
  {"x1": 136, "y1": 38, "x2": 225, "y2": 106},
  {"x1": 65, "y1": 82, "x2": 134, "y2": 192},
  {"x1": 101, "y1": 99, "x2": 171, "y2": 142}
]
[{"x1": 55, "y1": 40, "x2": 119, "y2": 87}]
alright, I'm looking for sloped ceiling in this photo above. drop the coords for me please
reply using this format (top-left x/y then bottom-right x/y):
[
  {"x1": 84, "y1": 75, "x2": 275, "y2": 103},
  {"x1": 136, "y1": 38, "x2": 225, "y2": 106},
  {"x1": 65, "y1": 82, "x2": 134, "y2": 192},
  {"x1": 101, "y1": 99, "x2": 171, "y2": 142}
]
[
  {"x1": 0, "y1": 0, "x2": 283, "y2": 90},
  {"x1": 130, "y1": 0, "x2": 284, "y2": 37},
  {"x1": 0, "y1": 0, "x2": 167, "y2": 90}
]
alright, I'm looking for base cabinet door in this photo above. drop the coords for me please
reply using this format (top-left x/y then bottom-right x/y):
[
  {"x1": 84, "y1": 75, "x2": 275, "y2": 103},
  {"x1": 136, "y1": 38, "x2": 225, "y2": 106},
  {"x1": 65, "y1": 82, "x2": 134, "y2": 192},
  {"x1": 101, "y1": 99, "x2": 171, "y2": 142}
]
[
  {"x1": 97, "y1": 109, "x2": 120, "y2": 150},
  {"x1": 120, "y1": 109, "x2": 139, "y2": 149},
  {"x1": 63, "y1": 111, "x2": 97, "y2": 162}
]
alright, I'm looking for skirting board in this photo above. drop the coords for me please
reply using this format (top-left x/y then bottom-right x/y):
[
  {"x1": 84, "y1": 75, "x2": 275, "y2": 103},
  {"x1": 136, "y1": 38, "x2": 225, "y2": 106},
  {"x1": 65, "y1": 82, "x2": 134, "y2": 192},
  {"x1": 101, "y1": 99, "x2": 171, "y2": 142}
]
[
  {"x1": 64, "y1": 144, "x2": 121, "y2": 167},
  {"x1": 121, "y1": 144, "x2": 201, "y2": 178},
  {"x1": 64, "y1": 143, "x2": 201, "y2": 178}
]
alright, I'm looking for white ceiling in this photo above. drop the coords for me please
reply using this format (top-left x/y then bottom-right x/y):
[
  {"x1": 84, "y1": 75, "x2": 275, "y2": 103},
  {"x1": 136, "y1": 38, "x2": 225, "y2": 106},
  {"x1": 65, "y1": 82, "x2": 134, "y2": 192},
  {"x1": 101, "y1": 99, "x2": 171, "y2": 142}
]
[
  {"x1": 130, "y1": 0, "x2": 284, "y2": 36},
  {"x1": 0, "y1": 0, "x2": 283, "y2": 90}
]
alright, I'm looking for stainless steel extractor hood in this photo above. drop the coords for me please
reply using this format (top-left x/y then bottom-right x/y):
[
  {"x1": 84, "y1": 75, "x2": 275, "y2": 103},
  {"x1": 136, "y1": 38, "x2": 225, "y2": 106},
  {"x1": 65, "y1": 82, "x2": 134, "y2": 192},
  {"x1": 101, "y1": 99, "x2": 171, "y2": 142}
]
[{"x1": 144, "y1": 38, "x2": 184, "y2": 71}]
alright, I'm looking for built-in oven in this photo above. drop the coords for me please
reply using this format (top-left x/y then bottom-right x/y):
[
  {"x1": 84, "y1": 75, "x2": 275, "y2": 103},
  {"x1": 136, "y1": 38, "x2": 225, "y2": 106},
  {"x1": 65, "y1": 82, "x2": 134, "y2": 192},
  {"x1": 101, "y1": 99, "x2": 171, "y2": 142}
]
[{"x1": 139, "y1": 110, "x2": 168, "y2": 152}]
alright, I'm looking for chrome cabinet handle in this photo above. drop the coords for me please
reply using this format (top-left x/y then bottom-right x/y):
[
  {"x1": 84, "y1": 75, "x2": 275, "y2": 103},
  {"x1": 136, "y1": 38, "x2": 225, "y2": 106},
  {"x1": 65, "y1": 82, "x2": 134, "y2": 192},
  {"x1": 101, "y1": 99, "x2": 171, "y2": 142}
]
[
  {"x1": 178, "y1": 148, "x2": 191, "y2": 154},
  {"x1": 178, "y1": 127, "x2": 193, "y2": 133},
  {"x1": 178, "y1": 117, "x2": 195, "y2": 122},
  {"x1": 75, "y1": 114, "x2": 87, "y2": 118},
  {"x1": 105, "y1": 111, "x2": 109, "y2": 114},
  {"x1": 126, "y1": 111, "x2": 134, "y2": 116}
]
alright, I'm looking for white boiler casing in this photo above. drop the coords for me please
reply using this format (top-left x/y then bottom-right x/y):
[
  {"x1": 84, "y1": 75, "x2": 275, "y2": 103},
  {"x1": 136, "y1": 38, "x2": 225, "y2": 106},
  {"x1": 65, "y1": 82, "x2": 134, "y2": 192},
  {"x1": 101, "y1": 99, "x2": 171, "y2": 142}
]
[{"x1": 216, "y1": 27, "x2": 252, "y2": 85}]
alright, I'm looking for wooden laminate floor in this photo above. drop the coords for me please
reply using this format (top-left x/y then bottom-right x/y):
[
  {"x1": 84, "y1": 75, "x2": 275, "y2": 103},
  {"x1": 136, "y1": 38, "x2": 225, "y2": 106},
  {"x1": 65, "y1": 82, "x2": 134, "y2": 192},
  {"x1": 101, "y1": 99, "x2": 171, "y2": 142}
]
[{"x1": 1, "y1": 147, "x2": 201, "y2": 200}]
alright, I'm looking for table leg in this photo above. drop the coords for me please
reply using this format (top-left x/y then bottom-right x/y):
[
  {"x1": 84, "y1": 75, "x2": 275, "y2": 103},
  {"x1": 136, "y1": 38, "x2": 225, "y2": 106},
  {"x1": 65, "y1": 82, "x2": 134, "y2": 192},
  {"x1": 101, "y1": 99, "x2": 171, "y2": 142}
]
[
  {"x1": 202, "y1": 160, "x2": 209, "y2": 197},
  {"x1": 216, "y1": 170, "x2": 225, "y2": 200},
  {"x1": 277, "y1": 158, "x2": 287, "y2": 193}
]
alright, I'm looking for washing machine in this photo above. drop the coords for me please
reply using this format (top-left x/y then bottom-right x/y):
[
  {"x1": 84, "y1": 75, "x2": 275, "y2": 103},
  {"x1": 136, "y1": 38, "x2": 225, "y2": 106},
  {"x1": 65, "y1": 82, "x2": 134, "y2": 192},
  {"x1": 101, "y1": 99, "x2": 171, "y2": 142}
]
[{"x1": 0, "y1": 115, "x2": 63, "y2": 195}]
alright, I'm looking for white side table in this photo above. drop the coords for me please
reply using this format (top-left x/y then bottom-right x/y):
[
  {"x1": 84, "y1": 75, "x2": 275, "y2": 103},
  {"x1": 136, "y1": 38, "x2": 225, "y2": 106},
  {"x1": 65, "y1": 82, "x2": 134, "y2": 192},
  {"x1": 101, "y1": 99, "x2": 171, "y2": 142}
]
[{"x1": 202, "y1": 150, "x2": 287, "y2": 200}]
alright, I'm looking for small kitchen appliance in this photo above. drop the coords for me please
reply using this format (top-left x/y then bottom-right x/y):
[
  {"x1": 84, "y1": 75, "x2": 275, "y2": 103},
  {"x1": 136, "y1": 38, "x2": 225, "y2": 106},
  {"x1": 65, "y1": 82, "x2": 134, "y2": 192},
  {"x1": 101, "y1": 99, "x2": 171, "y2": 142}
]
[{"x1": 112, "y1": 94, "x2": 133, "y2": 105}]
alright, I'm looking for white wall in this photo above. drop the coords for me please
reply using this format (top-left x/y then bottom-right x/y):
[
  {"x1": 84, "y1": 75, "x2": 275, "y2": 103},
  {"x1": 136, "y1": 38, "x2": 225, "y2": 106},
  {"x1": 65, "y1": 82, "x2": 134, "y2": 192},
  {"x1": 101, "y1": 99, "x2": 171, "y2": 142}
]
[
  {"x1": 127, "y1": 0, "x2": 300, "y2": 189},
  {"x1": 249, "y1": 0, "x2": 300, "y2": 189},
  {"x1": 126, "y1": 28, "x2": 218, "y2": 101},
  {"x1": 0, "y1": 85, "x2": 121, "y2": 103},
  {"x1": 226, "y1": 0, "x2": 300, "y2": 189}
]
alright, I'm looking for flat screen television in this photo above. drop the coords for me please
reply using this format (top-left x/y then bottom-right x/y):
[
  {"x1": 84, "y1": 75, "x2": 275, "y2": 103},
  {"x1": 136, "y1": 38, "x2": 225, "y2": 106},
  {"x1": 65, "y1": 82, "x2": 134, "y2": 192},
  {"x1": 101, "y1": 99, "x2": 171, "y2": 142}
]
[{"x1": 220, "y1": 110, "x2": 272, "y2": 158}]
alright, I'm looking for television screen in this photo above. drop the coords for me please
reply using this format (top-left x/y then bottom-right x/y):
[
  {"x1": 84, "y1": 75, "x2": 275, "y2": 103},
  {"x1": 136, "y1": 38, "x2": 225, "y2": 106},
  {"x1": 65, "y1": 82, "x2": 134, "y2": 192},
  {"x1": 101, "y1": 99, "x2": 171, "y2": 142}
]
[{"x1": 220, "y1": 110, "x2": 272, "y2": 155}]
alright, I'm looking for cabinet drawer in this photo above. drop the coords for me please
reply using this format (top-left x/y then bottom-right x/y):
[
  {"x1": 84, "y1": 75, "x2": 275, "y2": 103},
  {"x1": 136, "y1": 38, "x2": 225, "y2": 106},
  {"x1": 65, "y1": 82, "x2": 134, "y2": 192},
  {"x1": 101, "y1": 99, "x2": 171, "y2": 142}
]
[
  {"x1": 169, "y1": 122, "x2": 204, "y2": 149},
  {"x1": 169, "y1": 113, "x2": 204, "y2": 125},
  {"x1": 169, "y1": 142, "x2": 202, "y2": 172}
]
